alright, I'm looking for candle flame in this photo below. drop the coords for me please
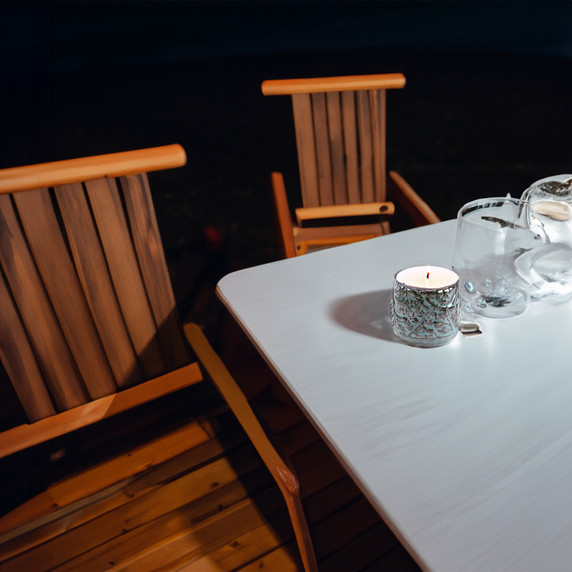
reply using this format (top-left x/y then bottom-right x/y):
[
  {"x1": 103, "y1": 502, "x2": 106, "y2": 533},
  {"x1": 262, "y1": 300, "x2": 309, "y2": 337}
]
[{"x1": 427, "y1": 271, "x2": 430, "y2": 280}]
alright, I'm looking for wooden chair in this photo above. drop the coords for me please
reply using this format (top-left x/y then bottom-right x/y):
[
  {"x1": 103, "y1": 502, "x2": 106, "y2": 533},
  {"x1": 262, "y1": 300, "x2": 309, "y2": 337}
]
[
  {"x1": 262, "y1": 73, "x2": 441, "y2": 257},
  {"x1": 0, "y1": 145, "x2": 317, "y2": 571}
]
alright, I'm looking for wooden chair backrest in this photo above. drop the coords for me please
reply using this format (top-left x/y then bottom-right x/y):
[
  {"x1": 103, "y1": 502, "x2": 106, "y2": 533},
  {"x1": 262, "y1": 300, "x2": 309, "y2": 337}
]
[
  {"x1": 262, "y1": 73, "x2": 406, "y2": 208},
  {"x1": 0, "y1": 145, "x2": 191, "y2": 423}
]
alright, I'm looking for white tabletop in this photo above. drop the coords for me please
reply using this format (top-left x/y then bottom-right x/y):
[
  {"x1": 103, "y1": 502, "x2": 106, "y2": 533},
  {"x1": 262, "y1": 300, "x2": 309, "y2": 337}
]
[{"x1": 217, "y1": 220, "x2": 572, "y2": 572}]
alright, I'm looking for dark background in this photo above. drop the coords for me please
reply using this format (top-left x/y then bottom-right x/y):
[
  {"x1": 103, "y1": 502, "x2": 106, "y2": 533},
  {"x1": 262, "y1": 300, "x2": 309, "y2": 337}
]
[{"x1": 1, "y1": 1, "x2": 571, "y2": 311}]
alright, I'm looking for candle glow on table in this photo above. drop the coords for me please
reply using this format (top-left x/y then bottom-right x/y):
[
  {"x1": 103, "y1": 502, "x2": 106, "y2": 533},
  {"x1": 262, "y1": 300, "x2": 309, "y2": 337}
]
[{"x1": 391, "y1": 266, "x2": 460, "y2": 348}]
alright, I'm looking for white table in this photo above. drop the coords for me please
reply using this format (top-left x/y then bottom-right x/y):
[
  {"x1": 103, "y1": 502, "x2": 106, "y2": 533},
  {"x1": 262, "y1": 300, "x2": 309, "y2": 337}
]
[{"x1": 217, "y1": 220, "x2": 572, "y2": 572}]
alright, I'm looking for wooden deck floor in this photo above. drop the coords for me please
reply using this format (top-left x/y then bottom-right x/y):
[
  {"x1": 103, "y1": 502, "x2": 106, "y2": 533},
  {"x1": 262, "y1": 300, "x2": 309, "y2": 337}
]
[{"x1": 0, "y1": 321, "x2": 420, "y2": 571}]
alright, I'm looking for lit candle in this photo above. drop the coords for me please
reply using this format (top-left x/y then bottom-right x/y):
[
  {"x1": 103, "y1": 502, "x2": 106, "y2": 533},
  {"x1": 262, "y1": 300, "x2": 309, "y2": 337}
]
[
  {"x1": 396, "y1": 265, "x2": 460, "y2": 289},
  {"x1": 391, "y1": 266, "x2": 460, "y2": 348}
]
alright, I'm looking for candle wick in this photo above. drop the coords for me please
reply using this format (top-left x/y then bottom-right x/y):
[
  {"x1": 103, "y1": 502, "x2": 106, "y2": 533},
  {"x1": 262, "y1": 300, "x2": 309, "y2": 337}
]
[{"x1": 427, "y1": 271, "x2": 430, "y2": 280}]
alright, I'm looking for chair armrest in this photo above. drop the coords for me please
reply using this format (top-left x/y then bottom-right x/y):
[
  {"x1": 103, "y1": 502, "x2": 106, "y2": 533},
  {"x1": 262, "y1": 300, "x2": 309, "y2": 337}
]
[
  {"x1": 295, "y1": 202, "x2": 395, "y2": 228},
  {"x1": 183, "y1": 322, "x2": 299, "y2": 496},
  {"x1": 387, "y1": 171, "x2": 440, "y2": 226}
]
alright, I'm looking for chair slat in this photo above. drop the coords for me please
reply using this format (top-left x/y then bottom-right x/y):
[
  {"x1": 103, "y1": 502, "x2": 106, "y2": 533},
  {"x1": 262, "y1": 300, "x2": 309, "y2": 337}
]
[
  {"x1": 356, "y1": 91, "x2": 374, "y2": 203},
  {"x1": 292, "y1": 94, "x2": 320, "y2": 208},
  {"x1": 121, "y1": 174, "x2": 191, "y2": 369},
  {"x1": 326, "y1": 92, "x2": 347, "y2": 205},
  {"x1": 0, "y1": 271, "x2": 55, "y2": 421},
  {"x1": 13, "y1": 189, "x2": 117, "y2": 399},
  {"x1": 55, "y1": 183, "x2": 144, "y2": 389},
  {"x1": 341, "y1": 92, "x2": 360, "y2": 204},
  {"x1": 311, "y1": 93, "x2": 334, "y2": 206},
  {"x1": 370, "y1": 90, "x2": 387, "y2": 201},
  {"x1": 85, "y1": 178, "x2": 167, "y2": 379},
  {"x1": 0, "y1": 194, "x2": 88, "y2": 413}
]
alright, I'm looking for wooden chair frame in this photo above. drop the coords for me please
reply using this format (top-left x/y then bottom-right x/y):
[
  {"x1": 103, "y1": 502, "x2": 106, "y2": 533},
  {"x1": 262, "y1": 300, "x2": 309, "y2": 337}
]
[
  {"x1": 262, "y1": 73, "x2": 440, "y2": 258},
  {"x1": 0, "y1": 145, "x2": 317, "y2": 571}
]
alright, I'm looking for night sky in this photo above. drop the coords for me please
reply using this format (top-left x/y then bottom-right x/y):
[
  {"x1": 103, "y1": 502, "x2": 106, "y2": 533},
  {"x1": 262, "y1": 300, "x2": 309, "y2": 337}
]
[{"x1": 1, "y1": 1, "x2": 571, "y2": 270}]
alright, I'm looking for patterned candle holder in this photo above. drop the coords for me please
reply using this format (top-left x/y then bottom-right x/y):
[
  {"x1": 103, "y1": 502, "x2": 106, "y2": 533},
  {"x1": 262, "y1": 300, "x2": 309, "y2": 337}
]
[{"x1": 391, "y1": 266, "x2": 460, "y2": 348}]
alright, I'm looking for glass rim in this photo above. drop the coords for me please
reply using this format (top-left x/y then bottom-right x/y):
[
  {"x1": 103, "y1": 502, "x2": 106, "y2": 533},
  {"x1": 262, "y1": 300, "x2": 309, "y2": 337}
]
[{"x1": 457, "y1": 196, "x2": 527, "y2": 219}]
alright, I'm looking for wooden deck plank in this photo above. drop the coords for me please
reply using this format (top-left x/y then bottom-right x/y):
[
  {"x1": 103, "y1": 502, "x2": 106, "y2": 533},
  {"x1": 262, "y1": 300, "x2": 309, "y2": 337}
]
[
  {"x1": 0, "y1": 411, "x2": 264, "y2": 562},
  {"x1": 318, "y1": 521, "x2": 398, "y2": 571},
  {"x1": 365, "y1": 543, "x2": 421, "y2": 571},
  {"x1": 302, "y1": 476, "x2": 362, "y2": 524},
  {"x1": 176, "y1": 522, "x2": 288, "y2": 571},
  {"x1": 311, "y1": 497, "x2": 383, "y2": 561},
  {"x1": 92, "y1": 475, "x2": 289, "y2": 572},
  {"x1": 275, "y1": 419, "x2": 321, "y2": 457},
  {"x1": 0, "y1": 418, "x2": 211, "y2": 541},
  {"x1": 237, "y1": 546, "x2": 300, "y2": 572},
  {"x1": 52, "y1": 494, "x2": 279, "y2": 572},
  {"x1": 79, "y1": 472, "x2": 278, "y2": 572},
  {"x1": 291, "y1": 440, "x2": 347, "y2": 498},
  {"x1": 0, "y1": 483, "x2": 134, "y2": 563},
  {"x1": 0, "y1": 444, "x2": 262, "y2": 571},
  {"x1": 49, "y1": 421, "x2": 209, "y2": 507},
  {"x1": 123, "y1": 426, "x2": 247, "y2": 497}
]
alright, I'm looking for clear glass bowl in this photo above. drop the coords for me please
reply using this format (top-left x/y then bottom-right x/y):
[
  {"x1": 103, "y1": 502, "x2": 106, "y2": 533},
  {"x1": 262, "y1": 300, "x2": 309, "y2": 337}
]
[{"x1": 453, "y1": 197, "x2": 548, "y2": 318}]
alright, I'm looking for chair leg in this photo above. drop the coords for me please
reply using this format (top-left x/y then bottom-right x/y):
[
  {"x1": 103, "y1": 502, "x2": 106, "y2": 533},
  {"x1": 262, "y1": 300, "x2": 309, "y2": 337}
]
[
  {"x1": 271, "y1": 172, "x2": 297, "y2": 259},
  {"x1": 285, "y1": 492, "x2": 318, "y2": 572}
]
